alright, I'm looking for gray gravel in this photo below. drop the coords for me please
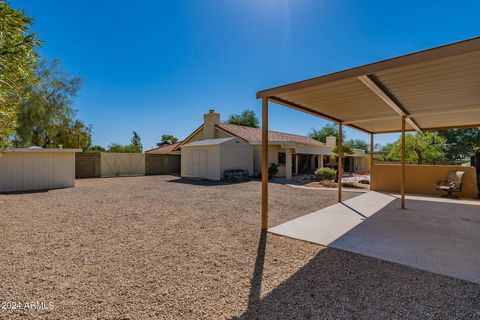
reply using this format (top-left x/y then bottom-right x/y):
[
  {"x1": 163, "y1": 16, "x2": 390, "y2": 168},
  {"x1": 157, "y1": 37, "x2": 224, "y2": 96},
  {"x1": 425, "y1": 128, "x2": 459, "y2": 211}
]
[{"x1": 0, "y1": 175, "x2": 478, "y2": 319}]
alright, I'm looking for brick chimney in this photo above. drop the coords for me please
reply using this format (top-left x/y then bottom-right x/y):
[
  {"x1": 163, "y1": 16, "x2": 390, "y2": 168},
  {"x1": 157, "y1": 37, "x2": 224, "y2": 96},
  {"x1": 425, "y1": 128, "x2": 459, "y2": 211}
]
[
  {"x1": 203, "y1": 109, "x2": 220, "y2": 140},
  {"x1": 326, "y1": 135, "x2": 337, "y2": 147}
]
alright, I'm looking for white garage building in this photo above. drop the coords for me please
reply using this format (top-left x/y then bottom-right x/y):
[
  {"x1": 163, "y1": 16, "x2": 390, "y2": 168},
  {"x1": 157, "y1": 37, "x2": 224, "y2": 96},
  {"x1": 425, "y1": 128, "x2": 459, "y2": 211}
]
[
  {"x1": 0, "y1": 147, "x2": 81, "y2": 192},
  {"x1": 181, "y1": 137, "x2": 253, "y2": 180}
]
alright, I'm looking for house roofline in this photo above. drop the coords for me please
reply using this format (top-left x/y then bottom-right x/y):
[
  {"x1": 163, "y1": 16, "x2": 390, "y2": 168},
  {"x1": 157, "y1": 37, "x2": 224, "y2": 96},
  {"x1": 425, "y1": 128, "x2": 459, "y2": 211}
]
[{"x1": 173, "y1": 124, "x2": 204, "y2": 151}]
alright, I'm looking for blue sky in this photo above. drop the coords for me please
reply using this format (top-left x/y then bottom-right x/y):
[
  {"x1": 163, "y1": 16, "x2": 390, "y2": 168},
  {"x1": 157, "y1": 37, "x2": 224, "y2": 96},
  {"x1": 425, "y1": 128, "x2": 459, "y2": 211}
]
[{"x1": 11, "y1": 0, "x2": 480, "y2": 149}]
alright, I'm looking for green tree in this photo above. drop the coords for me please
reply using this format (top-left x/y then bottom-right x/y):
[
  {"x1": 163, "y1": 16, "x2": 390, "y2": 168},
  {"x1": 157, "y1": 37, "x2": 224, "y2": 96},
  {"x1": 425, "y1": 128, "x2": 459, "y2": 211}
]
[
  {"x1": 13, "y1": 59, "x2": 91, "y2": 148},
  {"x1": 332, "y1": 144, "x2": 354, "y2": 157},
  {"x1": 157, "y1": 134, "x2": 178, "y2": 146},
  {"x1": 332, "y1": 143, "x2": 354, "y2": 171},
  {"x1": 310, "y1": 125, "x2": 370, "y2": 153},
  {"x1": 382, "y1": 132, "x2": 446, "y2": 164},
  {"x1": 308, "y1": 123, "x2": 341, "y2": 143},
  {"x1": 131, "y1": 131, "x2": 143, "y2": 152},
  {"x1": 345, "y1": 139, "x2": 369, "y2": 153},
  {"x1": 107, "y1": 143, "x2": 131, "y2": 153},
  {"x1": 107, "y1": 132, "x2": 143, "y2": 153},
  {"x1": 379, "y1": 142, "x2": 394, "y2": 153},
  {"x1": 437, "y1": 128, "x2": 480, "y2": 161},
  {"x1": 85, "y1": 145, "x2": 106, "y2": 152},
  {"x1": 0, "y1": 2, "x2": 40, "y2": 149},
  {"x1": 107, "y1": 143, "x2": 139, "y2": 153},
  {"x1": 227, "y1": 109, "x2": 259, "y2": 128}
]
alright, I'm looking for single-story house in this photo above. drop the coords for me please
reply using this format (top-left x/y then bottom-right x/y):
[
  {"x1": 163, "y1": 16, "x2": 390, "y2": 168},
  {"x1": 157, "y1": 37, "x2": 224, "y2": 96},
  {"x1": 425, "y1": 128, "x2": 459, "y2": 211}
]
[{"x1": 174, "y1": 110, "x2": 369, "y2": 180}]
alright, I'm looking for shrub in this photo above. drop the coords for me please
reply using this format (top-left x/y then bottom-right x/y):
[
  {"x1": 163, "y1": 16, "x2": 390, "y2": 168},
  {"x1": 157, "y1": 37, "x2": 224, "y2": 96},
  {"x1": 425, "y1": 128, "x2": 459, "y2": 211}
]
[
  {"x1": 268, "y1": 163, "x2": 279, "y2": 177},
  {"x1": 315, "y1": 167, "x2": 336, "y2": 182}
]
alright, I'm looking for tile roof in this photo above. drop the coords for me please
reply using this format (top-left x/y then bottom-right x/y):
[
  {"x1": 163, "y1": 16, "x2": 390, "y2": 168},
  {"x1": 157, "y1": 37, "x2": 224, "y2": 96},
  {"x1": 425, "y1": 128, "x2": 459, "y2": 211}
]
[
  {"x1": 216, "y1": 123, "x2": 325, "y2": 146},
  {"x1": 145, "y1": 142, "x2": 181, "y2": 154}
]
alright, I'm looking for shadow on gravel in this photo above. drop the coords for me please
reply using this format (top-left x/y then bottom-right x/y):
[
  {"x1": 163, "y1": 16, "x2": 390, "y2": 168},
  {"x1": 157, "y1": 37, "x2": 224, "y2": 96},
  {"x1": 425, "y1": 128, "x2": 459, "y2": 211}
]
[
  {"x1": 246, "y1": 230, "x2": 267, "y2": 309},
  {"x1": 0, "y1": 189, "x2": 50, "y2": 195},
  {"x1": 167, "y1": 177, "x2": 251, "y2": 186},
  {"x1": 230, "y1": 234, "x2": 480, "y2": 319}
]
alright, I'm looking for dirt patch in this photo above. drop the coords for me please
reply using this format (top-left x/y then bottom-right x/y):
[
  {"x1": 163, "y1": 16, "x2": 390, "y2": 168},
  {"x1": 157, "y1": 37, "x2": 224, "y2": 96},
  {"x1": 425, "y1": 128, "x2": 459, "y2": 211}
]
[{"x1": 0, "y1": 176, "x2": 478, "y2": 319}]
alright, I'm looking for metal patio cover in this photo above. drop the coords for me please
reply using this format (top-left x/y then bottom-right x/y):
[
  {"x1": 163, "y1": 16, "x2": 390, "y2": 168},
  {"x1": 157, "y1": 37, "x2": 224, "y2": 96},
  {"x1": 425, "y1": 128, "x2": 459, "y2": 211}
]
[{"x1": 257, "y1": 37, "x2": 480, "y2": 134}]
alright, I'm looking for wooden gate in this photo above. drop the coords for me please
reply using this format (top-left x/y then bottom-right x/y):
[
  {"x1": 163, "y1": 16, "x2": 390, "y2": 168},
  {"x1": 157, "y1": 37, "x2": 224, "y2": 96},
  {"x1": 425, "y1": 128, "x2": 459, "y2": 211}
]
[
  {"x1": 145, "y1": 154, "x2": 180, "y2": 175},
  {"x1": 75, "y1": 152, "x2": 101, "y2": 178},
  {"x1": 100, "y1": 153, "x2": 145, "y2": 177}
]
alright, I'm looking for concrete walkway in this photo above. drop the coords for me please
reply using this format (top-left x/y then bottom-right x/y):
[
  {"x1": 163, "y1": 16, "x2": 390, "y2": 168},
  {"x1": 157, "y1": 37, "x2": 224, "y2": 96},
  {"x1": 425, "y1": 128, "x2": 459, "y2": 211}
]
[{"x1": 269, "y1": 191, "x2": 480, "y2": 284}]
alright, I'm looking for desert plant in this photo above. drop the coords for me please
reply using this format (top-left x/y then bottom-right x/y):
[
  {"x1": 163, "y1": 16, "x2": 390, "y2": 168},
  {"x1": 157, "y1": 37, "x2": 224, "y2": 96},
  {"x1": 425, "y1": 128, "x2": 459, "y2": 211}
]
[
  {"x1": 315, "y1": 167, "x2": 337, "y2": 182},
  {"x1": 268, "y1": 163, "x2": 279, "y2": 177}
]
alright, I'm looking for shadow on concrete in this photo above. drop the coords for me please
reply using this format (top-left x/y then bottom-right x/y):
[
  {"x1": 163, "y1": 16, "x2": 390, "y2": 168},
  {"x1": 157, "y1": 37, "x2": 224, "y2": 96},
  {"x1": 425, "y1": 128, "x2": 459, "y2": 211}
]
[
  {"x1": 340, "y1": 202, "x2": 368, "y2": 219},
  {"x1": 270, "y1": 191, "x2": 480, "y2": 284}
]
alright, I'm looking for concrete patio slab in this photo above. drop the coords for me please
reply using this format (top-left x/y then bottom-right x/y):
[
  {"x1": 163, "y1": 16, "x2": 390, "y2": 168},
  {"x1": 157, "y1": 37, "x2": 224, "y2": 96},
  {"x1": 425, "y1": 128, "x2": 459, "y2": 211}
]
[{"x1": 269, "y1": 191, "x2": 480, "y2": 284}]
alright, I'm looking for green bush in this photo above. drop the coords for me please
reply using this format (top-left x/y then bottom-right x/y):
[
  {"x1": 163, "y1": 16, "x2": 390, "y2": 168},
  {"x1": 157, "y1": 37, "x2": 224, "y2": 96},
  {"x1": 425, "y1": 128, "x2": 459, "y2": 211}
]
[
  {"x1": 315, "y1": 167, "x2": 336, "y2": 182},
  {"x1": 268, "y1": 163, "x2": 279, "y2": 176}
]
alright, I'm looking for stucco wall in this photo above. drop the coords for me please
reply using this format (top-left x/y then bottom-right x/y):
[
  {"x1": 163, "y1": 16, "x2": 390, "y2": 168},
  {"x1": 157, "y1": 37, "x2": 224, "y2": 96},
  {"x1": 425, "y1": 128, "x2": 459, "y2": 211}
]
[
  {"x1": 371, "y1": 164, "x2": 478, "y2": 198},
  {"x1": 220, "y1": 141, "x2": 253, "y2": 177},
  {"x1": 188, "y1": 127, "x2": 205, "y2": 142},
  {"x1": 0, "y1": 151, "x2": 76, "y2": 192},
  {"x1": 183, "y1": 126, "x2": 231, "y2": 145},
  {"x1": 353, "y1": 157, "x2": 370, "y2": 172},
  {"x1": 253, "y1": 145, "x2": 282, "y2": 176},
  {"x1": 215, "y1": 129, "x2": 231, "y2": 139},
  {"x1": 181, "y1": 139, "x2": 252, "y2": 180}
]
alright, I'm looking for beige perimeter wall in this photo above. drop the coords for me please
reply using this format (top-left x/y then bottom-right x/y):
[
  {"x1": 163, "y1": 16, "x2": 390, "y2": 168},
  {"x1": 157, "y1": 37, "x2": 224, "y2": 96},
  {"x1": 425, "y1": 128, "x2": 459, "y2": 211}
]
[
  {"x1": 0, "y1": 152, "x2": 76, "y2": 192},
  {"x1": 371, "y1": 164, "x2": 478, "y2": 199},
  {"x1": 100, "y1": 153, "x2": 145, "y2": 177}
]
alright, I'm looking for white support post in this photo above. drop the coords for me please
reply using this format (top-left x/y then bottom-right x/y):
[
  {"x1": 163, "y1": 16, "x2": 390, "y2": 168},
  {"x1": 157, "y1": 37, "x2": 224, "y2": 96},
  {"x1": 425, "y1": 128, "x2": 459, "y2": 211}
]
[{"x1": 285, "y1": 150, "x2": 292, "y2": 180}]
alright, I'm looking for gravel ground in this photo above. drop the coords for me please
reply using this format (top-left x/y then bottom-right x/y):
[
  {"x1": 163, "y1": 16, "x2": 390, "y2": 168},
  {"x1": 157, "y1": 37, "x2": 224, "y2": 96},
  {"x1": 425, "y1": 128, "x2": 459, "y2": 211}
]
[{"x1": 0, "y1": 175, "x2": 478, "y2": 319}]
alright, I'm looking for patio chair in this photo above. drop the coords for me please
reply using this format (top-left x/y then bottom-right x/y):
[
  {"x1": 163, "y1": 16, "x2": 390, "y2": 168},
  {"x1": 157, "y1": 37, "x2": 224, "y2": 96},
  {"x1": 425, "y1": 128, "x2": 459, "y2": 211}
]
[{"x1": 435, "y1": 170, "x2": 465, "y2": 198}]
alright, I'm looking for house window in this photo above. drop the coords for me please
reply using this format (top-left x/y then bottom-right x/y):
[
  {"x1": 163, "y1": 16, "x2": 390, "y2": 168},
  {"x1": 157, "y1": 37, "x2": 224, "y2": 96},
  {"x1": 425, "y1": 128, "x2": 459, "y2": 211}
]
[{"x1": 278, "y1": 152, "x2": 286, "y2": 164}]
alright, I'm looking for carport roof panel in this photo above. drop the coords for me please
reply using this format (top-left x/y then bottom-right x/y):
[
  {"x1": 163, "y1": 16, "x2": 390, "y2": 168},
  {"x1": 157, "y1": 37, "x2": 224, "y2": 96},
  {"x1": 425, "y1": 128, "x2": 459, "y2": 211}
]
[
  {"x1": 182, "y1": 137, "x2": 236, "y2": 147},
  {"x1": 257, "y1": 37, "x2": 480, "y2": 133}
]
